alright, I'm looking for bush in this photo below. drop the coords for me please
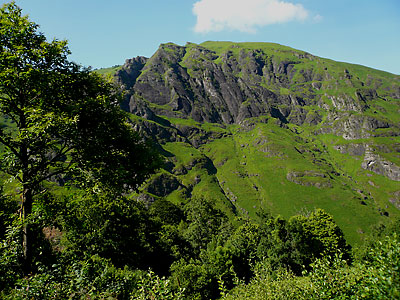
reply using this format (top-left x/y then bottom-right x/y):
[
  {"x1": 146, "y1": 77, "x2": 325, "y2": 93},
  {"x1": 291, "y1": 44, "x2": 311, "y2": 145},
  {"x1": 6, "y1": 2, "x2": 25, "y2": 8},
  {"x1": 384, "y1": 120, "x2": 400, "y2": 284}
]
[
  {"x1": 133, "y1": 269, "x2": 185, "y2": 300},
  {"x1": 0, "y1": 222, "x2": 23, "y2": 292},
  {"x1": 222, "y1": 234, "x2": 400, "y2": 299},
  {"x1": 3, "y1": 255, "x2": 141, "y2": 299}
]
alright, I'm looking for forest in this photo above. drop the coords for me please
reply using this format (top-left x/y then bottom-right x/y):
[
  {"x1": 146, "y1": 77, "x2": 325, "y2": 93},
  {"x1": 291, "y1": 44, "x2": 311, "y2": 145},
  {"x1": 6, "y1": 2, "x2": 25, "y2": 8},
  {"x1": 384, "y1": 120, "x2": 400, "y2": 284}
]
[{"x1": 0, "y1": 2, "x2": 400, "y2": 299}]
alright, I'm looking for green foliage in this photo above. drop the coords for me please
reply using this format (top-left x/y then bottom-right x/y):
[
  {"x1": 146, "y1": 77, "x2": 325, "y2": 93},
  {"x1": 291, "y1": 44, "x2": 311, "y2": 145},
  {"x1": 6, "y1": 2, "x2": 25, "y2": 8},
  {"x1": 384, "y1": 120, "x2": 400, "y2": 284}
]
[
  {"x1": 0, "y1": 221, "x2": 23, "y2": 291},
  {"x1": 256, "y1": 215, "x2": 314, "y2": 275},
  {"x1": 59, "y1": 192, "x2": 157, "y2": 271},
  {"x1": 222, "y1": 264, "x2": 310, "y2": 300},
  {"x1": 294, "y1": 209, "x2": 351, "y2": 259},
  {"x1": 354, "y1": 216, "x2": 400, "y2": 261},
  {"x1": 222, "y1": 234, "x2": 400, "y2": 299},
  {"x1": 183, "y1": 197, "x2": 230, "y2": 252},
  {"x1": 0, "y1": 0, "x2": 161, "y2": 203},
  {"x1": 1, "y1": 4, "x2": 400, "y2": 299},
  {"x1": 169, "y1": 240, "x2": 237, "y2": 299},
  {"x1": 359, "y1": 234, "x2": 400, "y2": 299},
  {"x1": 169, "y1": 208, "x2": 351, "y2": 299},
  {"x1": 226, "y1": 219, "x2": 259, "y2": 280},
  {"x1": 305, "y1": 234, "x2": 400, "y2": 299},
  {"x1": 167, "y1": 198, "x2": 236, "y2": 299},
  {"x1": 2, "y1": 255, "x2": 140, "y2": 299},
  {"x1": 149, "y1": 197, "x2": 185, "y2": 225},
  {"x1": 132, "y1": 40, "x2": 400, "y2": 247},
  {"x1": 305, "y1": 253, "x2": 362, "y2": 299},
  {"x1": 133, "y1": 269, "x2": 185, "y2": 300},
  {"x1": 0, "y1": 188, "x2": 17, "y2": 241},
  {"x1": 0, "y1": 1, "x2": 161, "y2": 272},
  {"x1": 170, "y1": 258, "x2": 215, "y2": 300}
]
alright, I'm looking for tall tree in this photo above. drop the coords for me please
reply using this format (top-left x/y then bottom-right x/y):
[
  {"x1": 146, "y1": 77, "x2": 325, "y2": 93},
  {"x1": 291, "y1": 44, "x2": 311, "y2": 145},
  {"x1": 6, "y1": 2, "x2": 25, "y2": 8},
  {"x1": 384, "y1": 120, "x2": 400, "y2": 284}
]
[{"x1": 0, "y1": 2, "x2": 161, "y2": 272}]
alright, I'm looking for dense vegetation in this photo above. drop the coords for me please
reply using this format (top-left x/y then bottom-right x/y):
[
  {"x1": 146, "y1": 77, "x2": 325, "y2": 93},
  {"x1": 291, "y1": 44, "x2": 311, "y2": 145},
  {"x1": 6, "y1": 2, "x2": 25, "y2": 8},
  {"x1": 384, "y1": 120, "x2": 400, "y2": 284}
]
[{"x1": 1, "y1": 2, "x2": 400, "y2": 299}]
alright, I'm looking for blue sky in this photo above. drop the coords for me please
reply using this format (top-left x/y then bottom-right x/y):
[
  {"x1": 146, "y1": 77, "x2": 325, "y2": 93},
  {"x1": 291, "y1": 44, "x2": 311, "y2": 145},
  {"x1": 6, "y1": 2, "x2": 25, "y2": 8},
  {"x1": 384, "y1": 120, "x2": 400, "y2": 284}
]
[{"x1": 7, "y1": 0, "x2": 400, "y2": 74}]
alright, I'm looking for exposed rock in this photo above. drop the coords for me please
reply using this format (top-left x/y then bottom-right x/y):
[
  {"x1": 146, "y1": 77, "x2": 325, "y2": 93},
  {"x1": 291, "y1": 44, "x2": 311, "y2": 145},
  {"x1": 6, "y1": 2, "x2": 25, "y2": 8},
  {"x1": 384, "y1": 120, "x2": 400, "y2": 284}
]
[
  {"x1": 136, "y1": 193, "x2": 157, "y2": 207},
  {"x1": 286, "y1": 171, "x2": 332, "y2": 188},
  {"x1": 145, "y1": 173, "x2": 182, "y2": 197},
  {"x1": 115, "y1": 43, "x2": 399, "y2": 147},
  {"x1": 361, "y1": 146, "x2": 400, "y2": 181},
  {"x1": 194, "y1": 175, "x2": 201, "y2": 184},
  {"x1": 327, "y1": 93, "x2": 366, "y2": 112},
  {"x1": 312, "y1": 82, "x2": 322, "y2": 90},
  {"x1": 118, "y1": 45, "x2": 304, "y2": 125},
  {"x1": 185, "y1": 156, "x2": 217, "y2": 175},
  {"x1": 115, "y1": 56, "x2": 148, "y2": 90},
  {"x1": 174, "y1": 124, "x2": 228, "y2": 147},
  {"x1": 333, "y1": 143, "x2": 366, "y2": 156},
  {"x1": 173, "y1": 165, "x2": 188, "y2": 175},
  {"x1": 321, "y1": 113, "x2": 394, "y2": 140},
  {"x1": 132, "y1": 119, "x2": 187, "y2": 144},
  {"x1": 389, "y1": 191, "x2": 400, "y2": 210},
  {"x1": 112, "y1": 42, "x2": 400, "y2": 201}
]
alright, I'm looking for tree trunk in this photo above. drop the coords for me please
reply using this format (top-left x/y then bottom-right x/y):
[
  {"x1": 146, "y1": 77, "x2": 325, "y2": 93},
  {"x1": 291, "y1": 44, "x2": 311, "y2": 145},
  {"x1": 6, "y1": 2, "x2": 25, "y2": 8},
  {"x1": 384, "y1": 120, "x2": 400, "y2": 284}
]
[{"x1": 22, "y1": 187, "x2": 33, "y2": 274}]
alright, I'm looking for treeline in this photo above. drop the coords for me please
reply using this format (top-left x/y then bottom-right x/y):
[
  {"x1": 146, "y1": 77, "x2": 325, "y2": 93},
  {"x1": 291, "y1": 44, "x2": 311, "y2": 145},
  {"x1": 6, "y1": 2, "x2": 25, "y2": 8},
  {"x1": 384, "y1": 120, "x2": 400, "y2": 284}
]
[{"x1": 1, "y1": 191, "x2": 399, "y2": 299}]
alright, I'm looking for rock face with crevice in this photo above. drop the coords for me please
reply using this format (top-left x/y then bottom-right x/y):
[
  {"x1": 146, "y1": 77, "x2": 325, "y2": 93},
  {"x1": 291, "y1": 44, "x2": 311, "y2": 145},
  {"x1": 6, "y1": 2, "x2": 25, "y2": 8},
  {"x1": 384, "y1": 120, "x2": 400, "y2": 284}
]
[
  {"x1": 362, "y1": 146, "x2": 400, "y2": 181},
  {"x1": 116, "y1": 42, "x2": 399, "y2": 138}
]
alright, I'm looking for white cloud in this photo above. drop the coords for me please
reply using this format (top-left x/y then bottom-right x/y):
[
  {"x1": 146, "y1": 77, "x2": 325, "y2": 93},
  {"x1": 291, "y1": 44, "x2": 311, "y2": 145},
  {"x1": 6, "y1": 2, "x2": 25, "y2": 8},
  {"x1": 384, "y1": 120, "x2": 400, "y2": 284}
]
[{"x1": 193, "y1": 0, "x2": 309, "y2": 33}]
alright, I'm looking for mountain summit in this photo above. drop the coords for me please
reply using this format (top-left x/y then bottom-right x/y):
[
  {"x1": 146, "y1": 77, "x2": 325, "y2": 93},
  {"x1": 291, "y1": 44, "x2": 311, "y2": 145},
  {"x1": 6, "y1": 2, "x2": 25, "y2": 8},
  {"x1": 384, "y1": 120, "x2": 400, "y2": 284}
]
[{"x1": 109, "y1": 41, "x2": 400, "y2": 243}]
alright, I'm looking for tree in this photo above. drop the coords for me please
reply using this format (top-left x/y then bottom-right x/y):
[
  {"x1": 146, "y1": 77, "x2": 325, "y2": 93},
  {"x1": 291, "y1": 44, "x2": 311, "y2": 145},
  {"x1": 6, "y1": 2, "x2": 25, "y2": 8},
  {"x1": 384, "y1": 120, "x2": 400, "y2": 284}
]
[
  {"x1": 256, "y1": 215, "x2": 315, "y2": 275},
  {"x1": 294, "y1": 209, "x2": 350, "y2": 259},
  {"x1": 183, "y1": 197, "x2": 229, "y2": 252},
  {"x1": 0, "y1": 2, "x2": 161, "y2": 272},
  {"x1": 60, "y1": 192, "x2": 156, "y2": 269}
]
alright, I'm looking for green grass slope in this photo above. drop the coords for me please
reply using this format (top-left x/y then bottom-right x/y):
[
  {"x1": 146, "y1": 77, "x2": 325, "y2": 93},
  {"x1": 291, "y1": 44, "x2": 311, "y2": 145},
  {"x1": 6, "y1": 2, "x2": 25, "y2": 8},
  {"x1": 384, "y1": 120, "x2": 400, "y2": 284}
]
[{"x1": 123, "y1": 42, "x2": 400, "y2": 245}]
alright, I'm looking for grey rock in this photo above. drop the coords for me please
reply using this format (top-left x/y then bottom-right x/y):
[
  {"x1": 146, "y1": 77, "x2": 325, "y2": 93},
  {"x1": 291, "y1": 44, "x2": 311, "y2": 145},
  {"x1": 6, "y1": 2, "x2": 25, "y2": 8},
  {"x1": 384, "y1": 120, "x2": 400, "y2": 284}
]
[
  {"x1": 389, "y1": 191, "x2": 400, "y2": 210},
  {"x1": 286, "y1": 171, "x2": 332, "y2": 188},
  {"x1": 361, "y1": 145, "x2": 400, "y2": 181},
  {"x1": 146, "y1": 173, "x2": 181, "y2": 197},
  {"x1": 333, "y1": 143, "x2": 366, "y2": 156},
  {"x1": 116, "y1": 43, "x2": 399, "y2": 145}
]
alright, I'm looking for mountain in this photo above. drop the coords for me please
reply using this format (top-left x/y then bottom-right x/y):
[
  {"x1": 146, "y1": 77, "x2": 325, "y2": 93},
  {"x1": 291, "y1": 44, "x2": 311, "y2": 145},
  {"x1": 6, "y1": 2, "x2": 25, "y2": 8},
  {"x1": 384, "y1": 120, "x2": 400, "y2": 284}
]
[{"x1": 106, "y1": 41, "x2": 400, "y2": 244}]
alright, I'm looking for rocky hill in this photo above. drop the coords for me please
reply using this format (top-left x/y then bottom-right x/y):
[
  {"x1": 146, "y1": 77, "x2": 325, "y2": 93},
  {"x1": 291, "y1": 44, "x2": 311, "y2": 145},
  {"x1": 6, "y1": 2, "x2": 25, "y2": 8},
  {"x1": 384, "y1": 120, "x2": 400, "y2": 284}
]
[{"x1": 107, "y1": 41, "x2": 400, "y2": 244}]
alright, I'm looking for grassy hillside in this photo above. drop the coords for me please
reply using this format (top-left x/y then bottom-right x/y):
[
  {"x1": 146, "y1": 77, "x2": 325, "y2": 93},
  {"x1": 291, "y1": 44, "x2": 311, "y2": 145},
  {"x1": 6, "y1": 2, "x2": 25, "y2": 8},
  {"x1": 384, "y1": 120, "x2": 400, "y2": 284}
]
[
  {"x1": 118, "y1": 41, "x2": 400, "y2": 245},
  {"x1": 141, "y1": 117, "x2": 396, "y2": 245},
  {"x1": 94, "y1": 65, "x2": 122, "y2": 76}
]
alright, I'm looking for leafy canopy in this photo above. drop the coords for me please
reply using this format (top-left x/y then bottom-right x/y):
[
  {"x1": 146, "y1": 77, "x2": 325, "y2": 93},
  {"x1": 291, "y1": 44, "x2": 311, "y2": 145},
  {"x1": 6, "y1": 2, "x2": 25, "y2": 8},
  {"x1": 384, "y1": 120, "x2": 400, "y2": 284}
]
[
  {"x1": 0, "y1": 1, "x2": 161, "y2": 195},
  {"x1": 0, "y1": 1, "x2": 161, "y2": 273}
]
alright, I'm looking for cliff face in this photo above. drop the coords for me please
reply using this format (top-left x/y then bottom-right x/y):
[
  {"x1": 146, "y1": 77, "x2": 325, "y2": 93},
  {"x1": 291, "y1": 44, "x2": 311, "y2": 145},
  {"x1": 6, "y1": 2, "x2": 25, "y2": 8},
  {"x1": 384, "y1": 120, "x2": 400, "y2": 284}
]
[
  {"x1": 118, "y1": 42, "x2": 399, "y2": 135},
  {"x1": 111, "y1": 41, "x2": 400, "y2": 244}
]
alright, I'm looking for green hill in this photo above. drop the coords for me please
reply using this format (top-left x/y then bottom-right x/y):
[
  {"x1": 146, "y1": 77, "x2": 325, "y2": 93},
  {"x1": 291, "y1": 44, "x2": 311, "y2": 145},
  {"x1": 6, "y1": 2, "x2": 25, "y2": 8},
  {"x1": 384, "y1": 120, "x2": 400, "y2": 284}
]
[{"x1": 111, "y1": 41, "x2": 400, "y2": 245}]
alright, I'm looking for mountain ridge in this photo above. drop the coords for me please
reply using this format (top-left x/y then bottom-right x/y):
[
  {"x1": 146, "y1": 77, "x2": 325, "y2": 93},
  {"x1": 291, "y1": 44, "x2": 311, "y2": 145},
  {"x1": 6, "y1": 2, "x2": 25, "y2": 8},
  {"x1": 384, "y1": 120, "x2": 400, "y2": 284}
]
[{"x1": 104, "y1": 41, "x2": 400, "y2": 244}]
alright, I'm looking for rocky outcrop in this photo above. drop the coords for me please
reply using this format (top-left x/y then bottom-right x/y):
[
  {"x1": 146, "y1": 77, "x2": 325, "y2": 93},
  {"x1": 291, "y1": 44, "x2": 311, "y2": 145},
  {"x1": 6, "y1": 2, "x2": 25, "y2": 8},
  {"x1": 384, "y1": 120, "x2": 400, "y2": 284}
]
[
  {"x1": 286, "y1": 171, "x2": 332, "y2": 188},
  {"x1": 145, "y1": 173, "x2": 182, "y2": 197},
  {"x1": 361, "y1": 146, "x2": 400, "y2": 181},
  {"x1": 116, "y1": 43, "x2": 312, "y2": 125},
  {"x1": 319, "y1": 113, "x2": 394, "y2": 140},
  {"x1": 390, "y1": 191, "x2": 400, "y2": 210},
  {"x1": 333, "y1": 143, "x2": 366, "y2": 156},
  {"x1": 131, "y1": 119, "x2": 187, "y2": 144},
  {"x1": 115, "y1": 56, "x2": 148, "y2": 90},
  {"x1": 328, "y1": 93, "x2": 367, "y2": 112},
  {"x1": 115, "y1": 43, "x2": 399, "y2": 141}
]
